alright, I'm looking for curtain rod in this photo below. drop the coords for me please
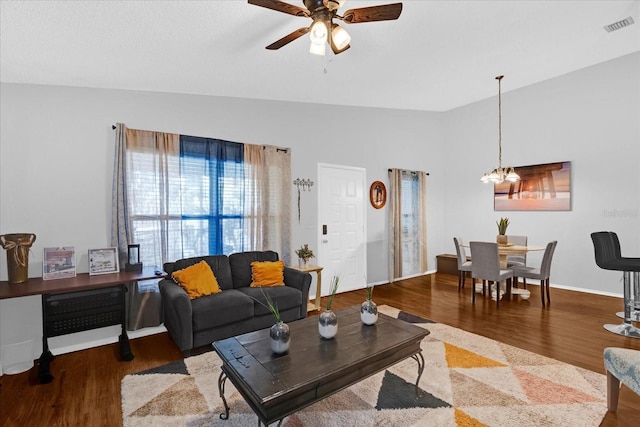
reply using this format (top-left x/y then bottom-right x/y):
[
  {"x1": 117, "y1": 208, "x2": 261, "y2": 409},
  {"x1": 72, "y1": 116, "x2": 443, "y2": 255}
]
[
  {"x1": 388, "y1": 168, "x2": 430, "y2": 176},
  {"x1": 112, "y1": 125, "x2": 289, "y2": 153}
]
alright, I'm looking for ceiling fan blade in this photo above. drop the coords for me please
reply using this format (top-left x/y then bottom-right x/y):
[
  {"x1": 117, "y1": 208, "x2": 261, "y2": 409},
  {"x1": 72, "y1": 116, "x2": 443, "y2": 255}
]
[
  {"x1": 340, "y1": 3, "x2": 403, "y2": 23},
  {"x1": 248, "y1": 0, "x2": 309, "y2": 17},
  {"x1": 266, "y1": 27, "x2": 310, "y2": 50}
]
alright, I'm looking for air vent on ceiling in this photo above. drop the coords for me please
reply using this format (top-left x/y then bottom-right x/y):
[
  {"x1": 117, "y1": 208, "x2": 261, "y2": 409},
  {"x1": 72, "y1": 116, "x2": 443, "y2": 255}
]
[{"x1": 603, "y1": 16, "x2": 635, "y2": 32}]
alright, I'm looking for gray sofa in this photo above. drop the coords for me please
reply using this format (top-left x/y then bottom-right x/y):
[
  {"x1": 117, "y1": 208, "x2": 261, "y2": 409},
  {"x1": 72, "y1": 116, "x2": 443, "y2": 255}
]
[{"x1": 159, "y1": 251, "x2": 311, "y2": 355}]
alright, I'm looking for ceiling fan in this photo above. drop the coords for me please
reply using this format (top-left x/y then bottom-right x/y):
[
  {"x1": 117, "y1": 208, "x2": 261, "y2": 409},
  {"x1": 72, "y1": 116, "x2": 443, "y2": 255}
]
[{"x1": 248, "y1": 0, "x2": 403, "y2": 55}]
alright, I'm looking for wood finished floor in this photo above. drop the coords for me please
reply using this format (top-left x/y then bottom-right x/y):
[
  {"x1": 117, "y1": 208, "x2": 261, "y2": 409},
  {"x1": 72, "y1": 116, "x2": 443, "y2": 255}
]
[{"x1": 1, "y1": 273, "x2": 639, "y2": 426}]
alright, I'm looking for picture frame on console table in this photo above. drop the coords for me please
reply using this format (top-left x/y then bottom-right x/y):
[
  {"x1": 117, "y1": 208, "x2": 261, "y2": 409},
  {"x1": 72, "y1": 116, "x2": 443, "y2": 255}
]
[
  {"x1": 88, "y1": 247, "x2": 120, "y2": 275},
  {"x1": 43, "y1": 247, "x2": 76, "y2": 280}
]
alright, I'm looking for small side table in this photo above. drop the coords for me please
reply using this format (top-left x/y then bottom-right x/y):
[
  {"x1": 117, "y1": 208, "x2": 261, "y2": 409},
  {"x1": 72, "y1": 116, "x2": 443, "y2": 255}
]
[{"x1": 289, "y1": 264, "x2": 323, "y2": 312}]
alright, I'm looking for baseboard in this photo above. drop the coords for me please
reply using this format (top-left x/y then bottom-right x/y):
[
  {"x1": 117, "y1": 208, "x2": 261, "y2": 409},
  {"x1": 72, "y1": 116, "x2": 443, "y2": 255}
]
[
  {"x1": 547, "y1": 283, "x2": 622, "y2": 298},
  {"x1": 50, "y1": 324, "x2": 167, "y2": 356}
]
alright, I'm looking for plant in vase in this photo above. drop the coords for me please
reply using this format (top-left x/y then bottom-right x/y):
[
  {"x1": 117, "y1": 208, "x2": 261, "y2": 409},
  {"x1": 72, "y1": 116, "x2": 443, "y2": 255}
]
[
  {"x1": 496, "y1": 217, "x2": 510, "y2": 245},
  {"x1": 360, "y1": 282, "x2": 378, "y2": 325},
  {"x1": 254, "y1": 288, "x2": 290, "y2": 354},
  {"x1": 295, "y1": 244, "x2": 314, "y2": 268},
  {"x1": 318, "y1": 275, "x2": 340, "y2": 339}
]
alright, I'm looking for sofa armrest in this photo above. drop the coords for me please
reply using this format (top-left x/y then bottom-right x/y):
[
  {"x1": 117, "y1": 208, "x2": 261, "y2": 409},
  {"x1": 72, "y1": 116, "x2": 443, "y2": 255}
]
[
  {"x1": 283, "y1": 267, "x2": 312, "y2": 318},
  {"x1": 158, "y1": 278, "x2": 193, "y2": 353}
]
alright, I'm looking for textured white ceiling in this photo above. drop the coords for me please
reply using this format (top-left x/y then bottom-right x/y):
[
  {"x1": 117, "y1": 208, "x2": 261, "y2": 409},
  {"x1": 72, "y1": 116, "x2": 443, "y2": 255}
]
[{"x1": 1, "y1": 0, "x2": 638, "y2": 111}]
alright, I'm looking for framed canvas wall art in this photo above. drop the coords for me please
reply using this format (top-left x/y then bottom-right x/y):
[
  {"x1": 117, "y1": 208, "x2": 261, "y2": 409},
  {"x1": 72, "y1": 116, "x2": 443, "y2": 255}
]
[{"x1": 494, "y1": 161, "x2": 571, "y2": 211}]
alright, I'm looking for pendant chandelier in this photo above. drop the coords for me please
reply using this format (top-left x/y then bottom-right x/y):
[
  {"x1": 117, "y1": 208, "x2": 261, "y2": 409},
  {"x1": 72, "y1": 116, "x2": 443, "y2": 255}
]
[{"x1": 481, "y1": 75, "x2": 520, "y2": 184}]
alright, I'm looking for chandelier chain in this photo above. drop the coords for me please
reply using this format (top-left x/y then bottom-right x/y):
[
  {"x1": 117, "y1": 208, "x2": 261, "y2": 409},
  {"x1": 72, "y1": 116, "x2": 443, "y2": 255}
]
[
  {"x1": 497, "y1": 75, "x2": 503, "y2": 169},
  {"x1": 480, "y1": 74, "x2": 519, "y2": 184}
]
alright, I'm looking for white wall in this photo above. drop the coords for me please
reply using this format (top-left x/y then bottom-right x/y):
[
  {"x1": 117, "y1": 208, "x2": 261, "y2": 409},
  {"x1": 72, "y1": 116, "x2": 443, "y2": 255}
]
[
  {"x1": 440, "y1": 52, "x2": 640, "y2": 294},
  {"x1": 0, "y1": 82, "x2": 446, "y2": 361},
  {"x1": 1, "y1": 52, "x2": 638, "y2": 365}
]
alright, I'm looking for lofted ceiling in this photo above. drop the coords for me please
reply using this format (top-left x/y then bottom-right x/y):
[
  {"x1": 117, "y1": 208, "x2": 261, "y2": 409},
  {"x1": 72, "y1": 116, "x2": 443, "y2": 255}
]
[{"x1": 1, "y1": 0, "x2": 638, "y2": 112}]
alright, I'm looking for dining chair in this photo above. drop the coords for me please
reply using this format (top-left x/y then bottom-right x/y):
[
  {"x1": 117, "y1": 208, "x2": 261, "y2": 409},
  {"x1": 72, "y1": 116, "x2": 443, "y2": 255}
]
[
  {"x1": 470, "y1": 241, "x2": 513, "y2": 308},
  {"x1": 507, "y1": 235, "x2": 527, "y2": 288},
  {"x1": 511, "y1": 241, "x2": 557, "y2": 307},
  {"x1": 453, "y1": 237, "x2": 472, "y2": 292}
]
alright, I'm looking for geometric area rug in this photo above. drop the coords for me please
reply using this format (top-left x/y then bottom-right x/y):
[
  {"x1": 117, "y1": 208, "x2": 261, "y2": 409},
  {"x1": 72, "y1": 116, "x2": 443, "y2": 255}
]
[{"x1": 122, "y1": 305, "x2": 607, "y2": 426}]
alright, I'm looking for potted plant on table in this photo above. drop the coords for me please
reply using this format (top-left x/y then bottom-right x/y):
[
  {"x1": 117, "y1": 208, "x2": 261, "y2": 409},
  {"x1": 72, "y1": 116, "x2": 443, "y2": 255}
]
[
  {"x1": 360, "y1": 281, "x2": 378, "y2": 325},
  {"x1": 318, "y1": 275, "x2": 340, "y2": 339},
  {"x1": 496, "y1": 217, "x2": 510, "y2": 245},
  {"x1": 255, "y1": 288, "x2": 290, "y2": 354},
  {"x1": 295, "y1": 244, "x2": 315, "y2": 268}
]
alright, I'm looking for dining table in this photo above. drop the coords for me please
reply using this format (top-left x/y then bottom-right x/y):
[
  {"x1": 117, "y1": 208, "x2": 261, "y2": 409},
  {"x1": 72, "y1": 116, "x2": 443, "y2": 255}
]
[{"x1": 463, "y1": 242, "x2": 546, "y2": 301}]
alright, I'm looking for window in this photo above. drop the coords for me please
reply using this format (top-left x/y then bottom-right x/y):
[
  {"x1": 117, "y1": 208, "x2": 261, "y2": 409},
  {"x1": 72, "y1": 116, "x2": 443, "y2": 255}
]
[
  {"x1": 389, "y1": 168, "x2": 428, "y2": 281},
  {"x1": 112, "y1": 125, "x2": 292, "y2": 329},
  {"x1": 126, "y1": 136, "x2": 246, "y2": 268},
  {"x1": 401, "y1": 173, "x2": 421, "y2": 276}
]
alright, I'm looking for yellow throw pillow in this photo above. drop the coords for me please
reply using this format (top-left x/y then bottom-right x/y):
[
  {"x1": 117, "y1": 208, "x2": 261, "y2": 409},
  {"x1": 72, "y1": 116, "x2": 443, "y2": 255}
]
[
  {"x1": 250, "y1": 260, "x2": 285, "y2": 287},
  {"x1": 172, "y1": 260, "x2": 222, "y2": 299}
]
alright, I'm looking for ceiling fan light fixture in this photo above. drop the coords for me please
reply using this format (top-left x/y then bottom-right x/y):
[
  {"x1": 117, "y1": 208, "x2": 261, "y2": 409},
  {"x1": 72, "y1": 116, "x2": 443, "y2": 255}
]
[
  {"x1": 331, "y1": 24, "x2": 351, "y2": 51},
  {"x1": 309, "y1": 19, "x2": 328, "y2": 55},
  {"x1": 309, "y1": 20, "x2": 328, "y2": 44},
  {"x1": 309, "y1": 41, "x2": 326, "y2": 55},
  {"x1": 249, "y1": 0, "x2": 403, "y2": 55}
]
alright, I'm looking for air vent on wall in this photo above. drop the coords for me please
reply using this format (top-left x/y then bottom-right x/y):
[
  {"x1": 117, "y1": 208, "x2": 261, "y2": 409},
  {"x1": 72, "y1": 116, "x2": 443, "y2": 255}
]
[{"x1": 603, "y1": 16, "x2": 634, "y2": 32}]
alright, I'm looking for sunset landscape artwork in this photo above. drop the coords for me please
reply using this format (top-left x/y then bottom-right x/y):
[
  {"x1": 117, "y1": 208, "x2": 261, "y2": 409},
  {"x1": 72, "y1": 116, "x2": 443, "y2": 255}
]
[{"x1": 494, "y1": 161, "x2": 571, "y2": 211}]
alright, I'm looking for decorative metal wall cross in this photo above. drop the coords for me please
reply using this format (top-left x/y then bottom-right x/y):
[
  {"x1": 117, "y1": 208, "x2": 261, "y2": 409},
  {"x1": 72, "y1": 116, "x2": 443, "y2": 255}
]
[{"x1": 293, "y1": 178, "x2": 314, "y2": 223}]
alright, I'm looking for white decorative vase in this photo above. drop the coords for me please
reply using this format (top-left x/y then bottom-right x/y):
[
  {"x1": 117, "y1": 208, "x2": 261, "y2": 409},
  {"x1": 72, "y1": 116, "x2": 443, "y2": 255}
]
[
  {"x1": 298, "y1": 258, "x2": 309, "y2": 268},
  {"x1": 318, "y1": 310, "x2": 338, "y2": 339},
  {"x1": 360, "y1": 299, "x2": 378, "y2": 325},
  {"x1": 269, "y1": 321, "x2": 290, "y2": 354}
]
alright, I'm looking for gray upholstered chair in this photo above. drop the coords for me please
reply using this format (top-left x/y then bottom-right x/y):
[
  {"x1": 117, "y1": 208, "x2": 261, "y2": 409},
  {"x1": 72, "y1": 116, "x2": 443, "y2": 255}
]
[
  {"x1": 604, "y1": 347, "x2": 640, "y2": 412},
  {"x1": 511, "y1": 241, "x2": 557, "y2": 307},
  {"x1": 506, "y1": 235, "x2": 527, "y2": 266},
  {"x1": 470, "y1": 241, "x2": 513, "y2": 307},
  {"x1": 453, "y1": 237, "x2": 472, "y2": 292},
  {"x1": 507, "y1": 235, "x2": 527, "y2": 288}
]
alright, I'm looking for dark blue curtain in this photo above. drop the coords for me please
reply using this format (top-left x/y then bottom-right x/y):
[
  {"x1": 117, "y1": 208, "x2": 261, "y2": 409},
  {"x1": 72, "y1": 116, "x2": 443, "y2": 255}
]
[{"x1": 179, "y1": 135, "x2": 244, "y2": 255}]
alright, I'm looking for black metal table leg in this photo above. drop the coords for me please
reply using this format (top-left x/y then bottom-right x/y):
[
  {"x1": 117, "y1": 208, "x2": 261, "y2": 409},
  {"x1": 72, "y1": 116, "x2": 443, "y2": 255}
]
[
  {"x1": 37, "y1": 347, "x2": 55, "y2": 384},
  {"x1": 411, "y1": 351, "x2": 425, "y2": 397},
  {"x1": 219, "y1": 371, "x2": 230, "y2": 420},
  {"x1": 119, "y1": 284, "x2": 134, "y2": 361},
  {"x1": 38, "y1": 294, "x2": 54, "y2": 384}
]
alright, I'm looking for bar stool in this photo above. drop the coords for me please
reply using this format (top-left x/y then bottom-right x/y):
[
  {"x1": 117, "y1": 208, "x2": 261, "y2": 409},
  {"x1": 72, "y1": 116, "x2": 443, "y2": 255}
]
[
  {"x1": 610, "y1": 232, "x2": 640, "y2": 322},
  {"x1": 591, "y1": 231, "x2": 640, "y2": 338}
]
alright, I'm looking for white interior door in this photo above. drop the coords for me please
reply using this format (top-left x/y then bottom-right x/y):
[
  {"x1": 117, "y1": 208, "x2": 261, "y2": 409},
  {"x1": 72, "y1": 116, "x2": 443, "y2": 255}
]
[{"x1": 318, "y1": 164, "x2": 366, "y2": 295}]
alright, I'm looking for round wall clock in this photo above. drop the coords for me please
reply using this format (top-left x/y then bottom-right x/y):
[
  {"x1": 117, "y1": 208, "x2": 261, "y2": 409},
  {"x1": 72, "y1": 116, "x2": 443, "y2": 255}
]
[{"x1": 370, "y1": 181, "x2": 387, "y2": 209}]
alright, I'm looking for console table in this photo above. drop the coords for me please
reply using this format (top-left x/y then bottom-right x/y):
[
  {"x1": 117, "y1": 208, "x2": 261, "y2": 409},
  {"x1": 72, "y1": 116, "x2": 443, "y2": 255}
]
[{"x1": 0, "y1": 267, "x2": 164, "y2": 383}]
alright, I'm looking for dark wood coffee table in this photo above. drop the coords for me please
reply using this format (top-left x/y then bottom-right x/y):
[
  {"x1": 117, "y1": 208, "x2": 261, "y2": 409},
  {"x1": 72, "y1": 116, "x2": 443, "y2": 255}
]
[{"x1": 212, "y1": 305, "x2": 430, "y2": 426}]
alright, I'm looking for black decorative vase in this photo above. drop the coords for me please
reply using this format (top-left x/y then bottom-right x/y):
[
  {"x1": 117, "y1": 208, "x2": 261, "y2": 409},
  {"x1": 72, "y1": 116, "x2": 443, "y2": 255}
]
[
  {"x1": 318, "y1": 310, "x2": 338, "y2": 339},
  {"x1": 360, "y1": 299, "x2": 378, "y2": 325},
  {"x1": 270, "y1": 321, "x2": 290, "y2": 354}
]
